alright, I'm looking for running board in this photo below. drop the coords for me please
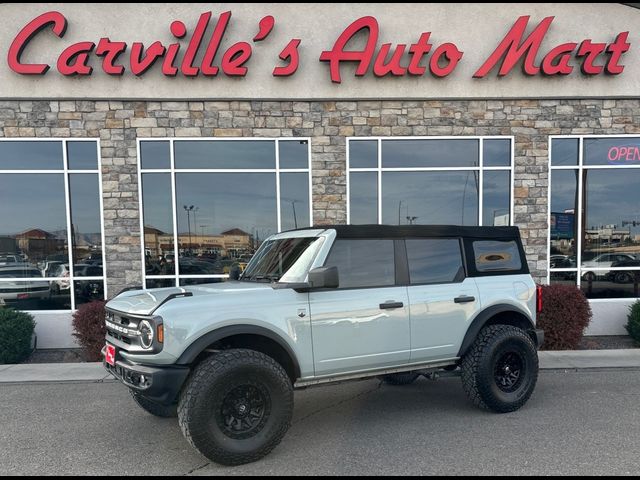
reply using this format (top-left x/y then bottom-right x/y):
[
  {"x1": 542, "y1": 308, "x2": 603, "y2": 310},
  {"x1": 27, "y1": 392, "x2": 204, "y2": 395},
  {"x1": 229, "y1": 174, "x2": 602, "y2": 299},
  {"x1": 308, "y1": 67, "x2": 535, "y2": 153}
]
[{"x1": 294, "y1": 358, "x2": 459, "y2": 389}]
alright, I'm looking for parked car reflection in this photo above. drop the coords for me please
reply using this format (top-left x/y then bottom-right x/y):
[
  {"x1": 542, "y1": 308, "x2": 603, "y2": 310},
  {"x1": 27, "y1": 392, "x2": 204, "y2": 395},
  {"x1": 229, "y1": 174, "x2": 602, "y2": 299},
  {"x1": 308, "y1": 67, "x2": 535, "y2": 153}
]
[
  {"x1": 605, "y1": 260, "x2": 640, "y2": 284},
  {"x1": 582, "y1": 253, "x2": 637, "y2": 281},
  {"x1": 0, "y1": 266, "x2": 49, "y2": 306}
]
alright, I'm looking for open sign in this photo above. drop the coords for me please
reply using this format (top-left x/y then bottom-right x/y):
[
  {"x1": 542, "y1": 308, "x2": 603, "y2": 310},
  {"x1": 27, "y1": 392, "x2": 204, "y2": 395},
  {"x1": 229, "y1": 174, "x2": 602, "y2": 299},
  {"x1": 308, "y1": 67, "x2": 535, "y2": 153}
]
[{"x1": 608, "y1": 145, "x2": 640, "y2": 164}]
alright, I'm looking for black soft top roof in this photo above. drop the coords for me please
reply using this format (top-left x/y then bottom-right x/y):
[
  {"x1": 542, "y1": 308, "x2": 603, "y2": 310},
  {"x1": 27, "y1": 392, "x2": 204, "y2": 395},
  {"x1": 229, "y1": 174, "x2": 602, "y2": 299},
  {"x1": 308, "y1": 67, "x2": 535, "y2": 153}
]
[{"x1": 295, "y1": 225, "x2": 522, "y2": 240}]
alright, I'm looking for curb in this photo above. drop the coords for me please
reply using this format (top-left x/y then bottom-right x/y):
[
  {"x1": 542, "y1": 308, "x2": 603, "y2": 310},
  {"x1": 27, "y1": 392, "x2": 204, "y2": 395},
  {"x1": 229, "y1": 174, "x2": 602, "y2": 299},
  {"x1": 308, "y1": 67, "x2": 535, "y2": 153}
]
[{"x1": 1, "y1": 350, "x2": 639, "y2": 384}]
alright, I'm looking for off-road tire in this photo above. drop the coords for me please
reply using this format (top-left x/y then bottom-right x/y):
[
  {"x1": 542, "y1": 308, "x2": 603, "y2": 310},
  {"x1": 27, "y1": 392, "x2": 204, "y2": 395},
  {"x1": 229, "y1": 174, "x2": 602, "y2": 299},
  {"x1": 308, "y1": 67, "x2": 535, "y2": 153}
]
[
  {"x1": 177, "y1": 349, "x2": 293, "y2": 466},
  {"x1": 130, "y1": 389, "x2": 178, "y2": 418},
  {"x1": 461, "y1": 325, "x2": 538, "y2": 413},
  {"x1": 381, "y1": 372, "x2": 420, "y2": 386}
]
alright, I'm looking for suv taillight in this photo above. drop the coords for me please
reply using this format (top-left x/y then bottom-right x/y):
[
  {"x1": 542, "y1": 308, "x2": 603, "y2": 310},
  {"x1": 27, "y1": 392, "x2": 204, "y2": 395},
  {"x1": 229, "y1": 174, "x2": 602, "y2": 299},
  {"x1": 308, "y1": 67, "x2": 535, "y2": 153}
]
[{"x1": 536, "y1": 285, "x2": 543, "y2": 314}]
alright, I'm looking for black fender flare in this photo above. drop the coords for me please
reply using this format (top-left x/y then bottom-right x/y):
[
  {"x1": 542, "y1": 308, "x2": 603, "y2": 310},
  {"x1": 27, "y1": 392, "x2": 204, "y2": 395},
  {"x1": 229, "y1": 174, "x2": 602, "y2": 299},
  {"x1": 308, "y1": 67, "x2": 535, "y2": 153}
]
[
  {"x1": 175, "y1": 324, "x2": 301, "y2": 379},
  {"x1": 457, "y1": 304, "x2": 536, "y2": 358}
]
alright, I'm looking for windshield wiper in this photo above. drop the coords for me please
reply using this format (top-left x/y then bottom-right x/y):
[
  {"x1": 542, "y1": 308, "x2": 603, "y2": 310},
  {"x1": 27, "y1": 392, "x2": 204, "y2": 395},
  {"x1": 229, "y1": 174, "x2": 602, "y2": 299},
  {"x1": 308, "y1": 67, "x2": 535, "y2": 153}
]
[{"x1": 251, "y1": 274, "x2": 281, "y2": 283}]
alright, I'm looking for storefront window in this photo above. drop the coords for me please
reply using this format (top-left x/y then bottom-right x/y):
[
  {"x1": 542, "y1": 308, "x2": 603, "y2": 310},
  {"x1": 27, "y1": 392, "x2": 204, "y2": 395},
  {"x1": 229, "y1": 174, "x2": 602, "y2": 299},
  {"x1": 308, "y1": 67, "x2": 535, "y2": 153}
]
[
  {"x1": 0, "y1": 140, "x2": 104, "y2": 310},
  {"x1": 348, "y1": 137, "x2": 513, "y2": 226},
  {"x1": 139, "y1": 138, "x2": 312, "y2": 288},
  {"x1": 549, "y1": 136, "x2": 640, "y2": 300}
]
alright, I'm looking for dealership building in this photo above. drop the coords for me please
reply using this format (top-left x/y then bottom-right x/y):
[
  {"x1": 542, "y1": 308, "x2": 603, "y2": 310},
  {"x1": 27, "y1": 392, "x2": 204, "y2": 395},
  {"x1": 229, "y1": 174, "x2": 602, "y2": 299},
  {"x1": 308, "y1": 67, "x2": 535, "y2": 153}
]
[{"x1": 0, "y1": 3, "x2": 639, "y2": 348}]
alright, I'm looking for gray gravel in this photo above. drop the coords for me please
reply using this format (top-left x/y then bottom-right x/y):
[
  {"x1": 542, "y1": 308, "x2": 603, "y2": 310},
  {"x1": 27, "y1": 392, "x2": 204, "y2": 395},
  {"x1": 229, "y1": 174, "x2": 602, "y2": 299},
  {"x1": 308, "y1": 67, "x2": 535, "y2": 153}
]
[{"x1": 1, "y1": 370, "x2": 639, "y2": 476}]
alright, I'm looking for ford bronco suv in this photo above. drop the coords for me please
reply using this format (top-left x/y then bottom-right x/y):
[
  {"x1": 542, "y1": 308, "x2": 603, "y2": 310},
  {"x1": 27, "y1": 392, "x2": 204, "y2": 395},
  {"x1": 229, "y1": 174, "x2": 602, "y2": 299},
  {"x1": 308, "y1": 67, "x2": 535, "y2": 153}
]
[{"x1": 103, "y1": 225, "x2": 543, "y2": 466}]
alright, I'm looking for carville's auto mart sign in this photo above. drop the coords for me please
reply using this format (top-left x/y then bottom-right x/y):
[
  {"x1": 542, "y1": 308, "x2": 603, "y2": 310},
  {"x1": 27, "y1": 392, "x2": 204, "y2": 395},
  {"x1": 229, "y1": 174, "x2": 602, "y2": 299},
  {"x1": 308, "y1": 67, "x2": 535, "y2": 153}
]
[{"x1": 0, "y1": 3, "x2": 639, "y2": 100}]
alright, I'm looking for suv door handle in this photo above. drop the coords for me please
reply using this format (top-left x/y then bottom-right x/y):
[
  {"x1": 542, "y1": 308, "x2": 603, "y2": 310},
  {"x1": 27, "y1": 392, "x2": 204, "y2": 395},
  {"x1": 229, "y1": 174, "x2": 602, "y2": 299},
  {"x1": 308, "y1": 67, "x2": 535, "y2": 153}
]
[
  {"x1": 379, "y1": 301, "x2": 404, "y2": 310},
  {"x1": 454, "y1": 296, "x2": 476, "y2": 304}
]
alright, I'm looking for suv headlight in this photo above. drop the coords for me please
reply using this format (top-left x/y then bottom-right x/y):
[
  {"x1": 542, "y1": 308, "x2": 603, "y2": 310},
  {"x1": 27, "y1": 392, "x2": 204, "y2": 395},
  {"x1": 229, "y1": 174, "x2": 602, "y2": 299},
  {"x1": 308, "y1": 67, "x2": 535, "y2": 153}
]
[{"x1": 139, "y1": 320, "x2": 154, "y2": 349}]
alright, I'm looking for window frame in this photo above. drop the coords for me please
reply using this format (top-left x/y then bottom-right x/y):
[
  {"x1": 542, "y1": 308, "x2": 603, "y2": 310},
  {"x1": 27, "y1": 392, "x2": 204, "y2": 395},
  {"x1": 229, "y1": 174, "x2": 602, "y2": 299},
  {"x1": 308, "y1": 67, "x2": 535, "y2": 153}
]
[
  {"x1": 548, "y1": 134, "x2": 640, "y2": 301},
  {"x1": 346, "y1": 136, "x2": 515, "y2": 227},
  {"x1": 0, "y1": 138, "x2": 106, "y2": 312},
  {"x1": 137, "y1": 137, "x2": 313, "y2": 288}
]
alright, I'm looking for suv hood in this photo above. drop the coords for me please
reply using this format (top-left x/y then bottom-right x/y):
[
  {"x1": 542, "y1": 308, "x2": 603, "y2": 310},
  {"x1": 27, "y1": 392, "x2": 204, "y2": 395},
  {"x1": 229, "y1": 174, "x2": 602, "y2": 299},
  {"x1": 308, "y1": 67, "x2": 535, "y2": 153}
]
[{"x1": 106, "y1": 281, "x2": 274, "y2": 316}]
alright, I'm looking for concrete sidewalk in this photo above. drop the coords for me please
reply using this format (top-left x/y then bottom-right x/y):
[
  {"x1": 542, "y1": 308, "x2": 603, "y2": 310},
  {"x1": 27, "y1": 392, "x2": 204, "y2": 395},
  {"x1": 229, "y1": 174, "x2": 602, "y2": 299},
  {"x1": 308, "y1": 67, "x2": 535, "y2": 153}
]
[{"x1": 0, "y1": 349, "x2": 639, "y2": 384}]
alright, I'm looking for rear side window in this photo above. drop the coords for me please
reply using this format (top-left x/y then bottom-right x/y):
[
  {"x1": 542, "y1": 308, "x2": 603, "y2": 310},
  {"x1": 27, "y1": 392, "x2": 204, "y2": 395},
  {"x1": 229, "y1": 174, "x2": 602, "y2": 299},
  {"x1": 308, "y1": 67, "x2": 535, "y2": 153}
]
[
  {"x1": 406, "y1": 239, "x2": 464, "y2": 284},
  {"x1": 324, "y1": 239, "x2": 395, "y2": 289},
  {"x1": 473, "y1": 240, "x2": 522, "y2": 272}
]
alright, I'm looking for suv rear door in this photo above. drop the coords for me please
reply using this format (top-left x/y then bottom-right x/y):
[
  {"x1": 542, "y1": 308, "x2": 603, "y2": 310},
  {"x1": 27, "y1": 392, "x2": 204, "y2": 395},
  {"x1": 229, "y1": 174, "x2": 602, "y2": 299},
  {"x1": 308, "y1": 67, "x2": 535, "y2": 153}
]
[
  {"x1": 308, "y1": 238, "x2": 410, "y2": 376},
  {"x1": 405, "y1": 238, "x2": 480, "y2": 362}
]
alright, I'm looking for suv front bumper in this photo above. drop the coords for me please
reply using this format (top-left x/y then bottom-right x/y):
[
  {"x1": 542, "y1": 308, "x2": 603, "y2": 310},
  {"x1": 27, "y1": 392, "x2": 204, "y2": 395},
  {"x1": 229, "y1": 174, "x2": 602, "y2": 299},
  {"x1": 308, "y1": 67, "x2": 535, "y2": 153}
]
[{"x1": 102, "y1": 347, "x2": 190, "y2": 405}]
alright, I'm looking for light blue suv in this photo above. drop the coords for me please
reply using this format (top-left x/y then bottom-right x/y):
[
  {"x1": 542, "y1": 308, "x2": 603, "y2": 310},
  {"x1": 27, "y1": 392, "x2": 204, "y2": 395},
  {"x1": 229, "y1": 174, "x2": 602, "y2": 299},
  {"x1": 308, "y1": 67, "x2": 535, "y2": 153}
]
[{"x1": 103, "y1": 225, "x2": 543, "y2": 466}]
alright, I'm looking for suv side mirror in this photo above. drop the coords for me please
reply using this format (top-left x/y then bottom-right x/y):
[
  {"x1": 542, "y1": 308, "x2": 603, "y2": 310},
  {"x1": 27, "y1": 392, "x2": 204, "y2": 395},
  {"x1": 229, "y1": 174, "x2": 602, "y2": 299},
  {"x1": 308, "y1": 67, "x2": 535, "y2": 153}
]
[{"x1": 308, "y1": 266, "x2": 339, "y2": 289}]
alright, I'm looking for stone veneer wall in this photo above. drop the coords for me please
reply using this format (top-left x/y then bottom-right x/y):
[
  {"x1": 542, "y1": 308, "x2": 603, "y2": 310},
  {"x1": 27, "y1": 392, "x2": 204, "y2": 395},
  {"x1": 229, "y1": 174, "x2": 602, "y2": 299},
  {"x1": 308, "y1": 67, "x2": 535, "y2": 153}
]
[{"x1": 1, "y1": 99, "x2": 639, "y2": 295}]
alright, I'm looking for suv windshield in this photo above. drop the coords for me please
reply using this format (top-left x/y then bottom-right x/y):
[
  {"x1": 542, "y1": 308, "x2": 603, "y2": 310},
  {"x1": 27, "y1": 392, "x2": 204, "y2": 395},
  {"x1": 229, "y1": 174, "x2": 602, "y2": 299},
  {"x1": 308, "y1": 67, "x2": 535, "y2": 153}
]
[{"x1": 241, "y1": 237, "x2": 322, "y2": 283}]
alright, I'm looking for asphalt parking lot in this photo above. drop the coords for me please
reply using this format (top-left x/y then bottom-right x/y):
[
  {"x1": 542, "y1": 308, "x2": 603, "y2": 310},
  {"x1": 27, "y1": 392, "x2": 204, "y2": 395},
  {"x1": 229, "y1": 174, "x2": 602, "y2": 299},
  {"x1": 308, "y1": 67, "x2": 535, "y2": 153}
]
[{"x1": 1, "y1": 370, "x2": 639, "y2": 476}]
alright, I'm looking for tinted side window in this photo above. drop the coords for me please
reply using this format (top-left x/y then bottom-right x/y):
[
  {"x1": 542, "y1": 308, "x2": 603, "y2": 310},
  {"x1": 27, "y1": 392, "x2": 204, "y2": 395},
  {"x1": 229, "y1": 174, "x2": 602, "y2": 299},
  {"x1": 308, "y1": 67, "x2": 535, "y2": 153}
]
[
  {"x1": 473, "y1": 240, "x2": 522, "y2": 272},
  {"x1": 406, "y1": 239, "x2": 464, "y2": 284},
  {"x1": 324, "y1": 239, "x2": 395, "y2": 289}
]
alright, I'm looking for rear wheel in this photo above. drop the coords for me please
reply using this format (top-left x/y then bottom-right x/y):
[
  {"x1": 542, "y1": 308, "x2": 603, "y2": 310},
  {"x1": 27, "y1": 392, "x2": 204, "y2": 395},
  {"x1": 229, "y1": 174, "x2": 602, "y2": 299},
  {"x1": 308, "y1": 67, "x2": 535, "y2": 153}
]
[
  {"x1": 178, "y1": 349, "x2": 293, "y2": 466},
  {"x1": 130, "y1": 389, "x2": 177, "y2": 418},
  {"x1": 381, "y1": 372, "x2": 420, "y2": 386},
  {"x1": 461, "y1": 325, "x2": 538, "y2": 413}
]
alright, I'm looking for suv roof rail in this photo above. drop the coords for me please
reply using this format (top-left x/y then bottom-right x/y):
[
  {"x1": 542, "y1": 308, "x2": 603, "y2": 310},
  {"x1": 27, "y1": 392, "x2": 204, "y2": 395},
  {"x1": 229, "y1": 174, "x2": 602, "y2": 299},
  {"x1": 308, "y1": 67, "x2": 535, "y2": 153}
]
[{"x1": 288, "y1": 224, "x2": 522, "y2": 240}]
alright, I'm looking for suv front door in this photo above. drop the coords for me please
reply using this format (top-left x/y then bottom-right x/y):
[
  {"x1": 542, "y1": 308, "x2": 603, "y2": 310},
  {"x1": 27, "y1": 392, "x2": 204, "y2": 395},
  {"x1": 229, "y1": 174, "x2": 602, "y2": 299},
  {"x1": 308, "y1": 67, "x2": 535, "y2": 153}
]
[{"x1": 308, "y1": 238, "x2": 410, "y2": 376}]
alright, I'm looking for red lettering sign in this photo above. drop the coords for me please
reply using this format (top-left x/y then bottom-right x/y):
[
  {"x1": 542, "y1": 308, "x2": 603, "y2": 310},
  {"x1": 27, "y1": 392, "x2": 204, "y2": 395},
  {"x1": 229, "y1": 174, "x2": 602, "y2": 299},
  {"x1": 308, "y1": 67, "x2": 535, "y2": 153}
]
[
  {"x1": 5, "y1": 11, "x2": 632, "y2": 81},
  {"x1": 474, "y1": 16, "x2": 630, "y2": 78},
  {"x1": 8, "y1": 11, "x2": 67, "y2": 74},
  {"x1": 320, "y1": 17, "x2": 464, "y2": 83}
]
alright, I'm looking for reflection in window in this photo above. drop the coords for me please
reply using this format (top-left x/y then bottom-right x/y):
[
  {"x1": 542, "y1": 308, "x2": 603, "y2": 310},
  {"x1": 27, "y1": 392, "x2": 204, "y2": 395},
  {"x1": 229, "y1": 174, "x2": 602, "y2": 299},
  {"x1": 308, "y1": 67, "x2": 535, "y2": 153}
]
[
  {"x1": 550, "y1": 170, "x2": 578, "y2": 259},
  {"x1": 175, "y1": 173, "x2": 276, "y2": 275},
  {"x1": 349, "y1": 140, "x2": 378, "y2": 169},
  {"x1": 406, "y1": 239, "x2": 463, "y2": 284},
  {"x1": 349, "y1": 172, "x2": 378, "y2": 224},
  {"x1": 140, "y1": 139, "x2": 312, "y2": 286},
  {"x1": 549, "y1": 136, "x2": 640, "y2": 300},
  {"x1": 550, "y1": 272, "x2": 577, "y2": 287},
  {"x1": 69, "y1": 174, "x2": 103, "y2": 276},
  {"x1": 323, "y1": 239, "x2": 395, "y2": 289},
  {"x1": 483, "y1": 139, "x2": 511, "y2": 167},
  {"x1": 0, "y1": 280, "x2": 71, "y2": 311},
  {"x1": 582, "y1": 170, "x2": 640, "y2": 266},
  {"x1": 584, "y1": 137, "x2": 640, "y2": 166},
  {"x1": 280, "y1": 173, "x2": 310, "y2": 231},
  {"x1": 140, "y1": 141, "x2": 171, "y2": 170},
  {"x1": 382, "y1": 139, "x2": 479, "y2": 168},
  {"x1": 0, "y1": 141, "x2": 63, "y2": 170},
  {"x1": 581, "y1": 270, "x2": 640, "y2": 299},
  {"x1": 348, "y1": 137, "x2": 512, "y2": 226},
  {"x1": 0, "y1": 140, "x2": 104, "y2": 310},
  {"x1": 551, "y1": 138, "x2": 579, "y2": 166},
  {"x1": 67, "y1": 142, "x2": 98, "y2": 170},
  {"x1": 483, "y1": 171, "x2": 510, "y2": 226},
  {"x1": 174, "y1": 140, "x2": 276, "y2": 169},
  {"x1": 142, "y1": 174, "x2": 175, "y2": 275},
  {"x1": 382, "y1": 172, "x2": 479, "y2": 226},
  {"x1": 279, "y1": 140, "x2": 309, "y2": 169}
]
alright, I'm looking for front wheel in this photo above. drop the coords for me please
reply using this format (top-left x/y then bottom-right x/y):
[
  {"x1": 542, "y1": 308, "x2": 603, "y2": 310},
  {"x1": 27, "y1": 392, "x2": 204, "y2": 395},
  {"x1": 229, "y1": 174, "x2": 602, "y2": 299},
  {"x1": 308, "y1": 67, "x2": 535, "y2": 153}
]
[
  {"x1": 177, "y1": 349, "x2": 293, "y2": 466},
  {"x1": 461, "y1": 325, "x2": 539, "y2": 413}
]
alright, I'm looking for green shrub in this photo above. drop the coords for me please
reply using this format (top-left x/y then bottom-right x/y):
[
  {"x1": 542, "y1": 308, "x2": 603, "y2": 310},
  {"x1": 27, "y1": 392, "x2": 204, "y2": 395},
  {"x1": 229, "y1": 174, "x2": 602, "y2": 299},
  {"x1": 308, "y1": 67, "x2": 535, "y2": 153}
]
[
  {"x1": 72, "y1": 300, "x2": 106, "y2": 362},
  {"x1": 537, "y1": 284, "x2": 592, "y2": 350},
  {"x1": 0, "y1": 309, "x2": 36, "y2": 364},
  {"x1": 626, "y1": 301, "x2": 640, "y2": 345}
]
